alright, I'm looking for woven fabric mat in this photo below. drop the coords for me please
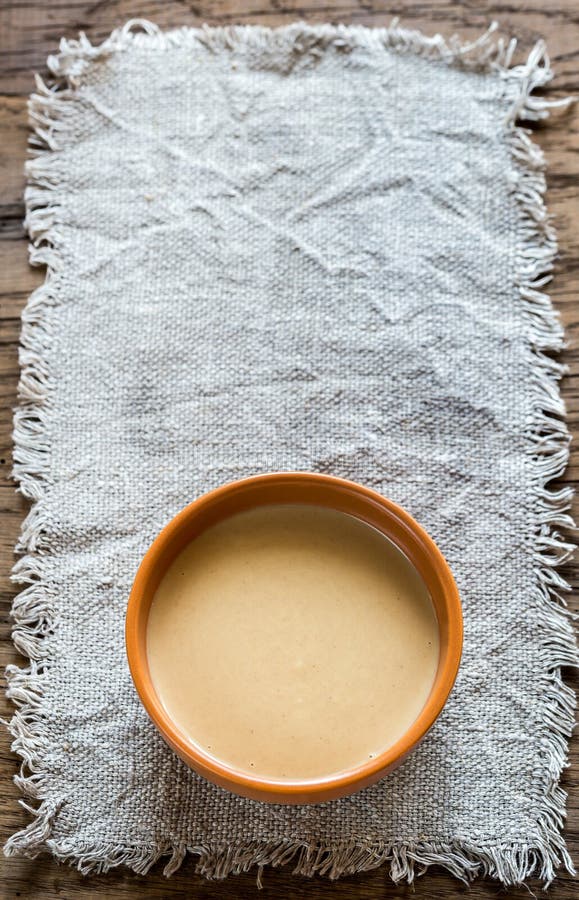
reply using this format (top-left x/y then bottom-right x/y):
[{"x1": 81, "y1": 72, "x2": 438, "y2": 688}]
[{"x1": 5, "y1": 20, "x2": 577, "y2": 884}]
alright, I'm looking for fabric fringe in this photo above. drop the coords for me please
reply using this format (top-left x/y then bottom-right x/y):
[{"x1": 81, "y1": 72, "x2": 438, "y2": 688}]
[
  {"x1": 45, "y1": 18, "x2": 525, "y2": 87},
  {"x1": 506, "y1": 38, "x2": 578, "y2": 888},
  {"x1": 5, "y1": 18, "x2": 576, "y2": 886},
  {"x1": 3, "y1": 61, "x2": 62, "y2": 861}
]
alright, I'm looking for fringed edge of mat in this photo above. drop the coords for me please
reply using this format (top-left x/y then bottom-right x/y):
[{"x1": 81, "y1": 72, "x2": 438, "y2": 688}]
[
  {"x1": 4, "y1": 18, "x2": 577, "y2": 887},
  {"x1": 505, "y1": 39, "x2": 578, "y2": 886}
]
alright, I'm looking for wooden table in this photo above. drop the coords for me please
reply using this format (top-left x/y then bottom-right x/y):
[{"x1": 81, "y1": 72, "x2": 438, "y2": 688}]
[{"x1": 1, "y1": 2, "x2": 577, "y2": 898}]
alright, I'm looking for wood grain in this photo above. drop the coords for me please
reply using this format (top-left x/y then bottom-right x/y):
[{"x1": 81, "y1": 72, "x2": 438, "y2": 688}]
[{"x1": 0, "y1": 2, "x2": 577, "y2": 898}]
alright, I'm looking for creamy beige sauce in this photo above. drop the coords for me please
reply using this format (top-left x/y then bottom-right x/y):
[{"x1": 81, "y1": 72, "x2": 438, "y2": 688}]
[{"x1": 147, "y1": 504, "x2": 439, "y2": 781}]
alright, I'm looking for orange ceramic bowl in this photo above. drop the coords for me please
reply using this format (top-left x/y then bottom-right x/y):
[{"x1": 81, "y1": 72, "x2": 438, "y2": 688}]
[{"x1": 126, "y1": 473, "x2": 462, "y2": 804}]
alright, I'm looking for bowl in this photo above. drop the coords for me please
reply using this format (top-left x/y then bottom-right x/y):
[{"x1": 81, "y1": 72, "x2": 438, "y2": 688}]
[{"x1": 126, "y1": 472, "x2": 462, "y2": 804}]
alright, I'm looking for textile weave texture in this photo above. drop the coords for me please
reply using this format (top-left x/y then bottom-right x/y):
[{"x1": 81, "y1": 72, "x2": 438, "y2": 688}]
[{"x1": 5, "y1": 20, "x2": 577, "y2": 884}]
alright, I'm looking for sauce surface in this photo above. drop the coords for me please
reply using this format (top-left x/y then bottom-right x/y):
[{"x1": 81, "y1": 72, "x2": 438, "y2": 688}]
[{"x1": 147, "y1": 504, "x2": 439, "y2": 781}]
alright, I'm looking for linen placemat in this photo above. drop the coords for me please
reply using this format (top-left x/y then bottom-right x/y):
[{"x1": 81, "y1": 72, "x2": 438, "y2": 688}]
[{"x1": 5, "y1": 19, "x2": 577, "y2": 884}]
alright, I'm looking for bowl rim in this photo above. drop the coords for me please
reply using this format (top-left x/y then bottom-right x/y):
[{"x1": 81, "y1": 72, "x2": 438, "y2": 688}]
[{"x1": 126, "y1": 472, "x2": 463, "y2": 802}]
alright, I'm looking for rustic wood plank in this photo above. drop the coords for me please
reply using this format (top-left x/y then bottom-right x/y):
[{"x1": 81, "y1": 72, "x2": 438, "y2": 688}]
[{"x1": 0, "y1": 2, "x2": 577, "y2": 898}]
